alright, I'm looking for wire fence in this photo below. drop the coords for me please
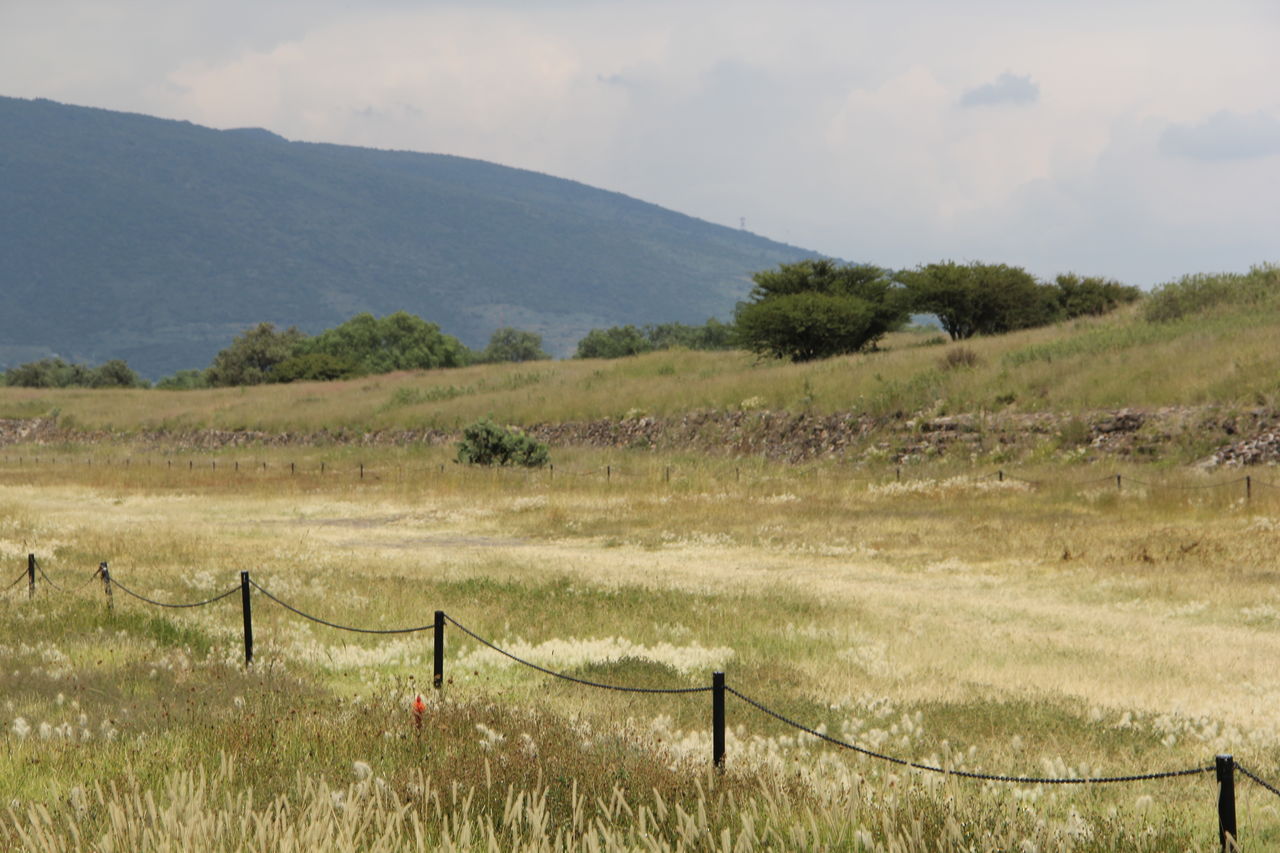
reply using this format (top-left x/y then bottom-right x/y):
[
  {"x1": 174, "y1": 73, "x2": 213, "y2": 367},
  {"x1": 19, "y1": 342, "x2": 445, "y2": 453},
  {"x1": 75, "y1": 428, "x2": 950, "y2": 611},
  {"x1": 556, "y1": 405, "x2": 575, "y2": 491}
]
[
  {"x1": 9, "y1": 554, "x2": 1280, "y2": 849},
  {"x1": 2, "y1": 453, "x2": 1278, "y2": 499}
]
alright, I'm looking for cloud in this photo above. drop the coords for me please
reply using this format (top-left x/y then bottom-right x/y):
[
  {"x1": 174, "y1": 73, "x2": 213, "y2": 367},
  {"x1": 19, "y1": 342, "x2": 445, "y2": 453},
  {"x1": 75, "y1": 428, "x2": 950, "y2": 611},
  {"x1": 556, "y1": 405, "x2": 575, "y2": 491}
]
[
  {"x1": 1160, "y1": 110, "x2": 1280, "y2": 161},
  {"x1": 959, "y1": 72, "x2": 1039, "y2": 108}
]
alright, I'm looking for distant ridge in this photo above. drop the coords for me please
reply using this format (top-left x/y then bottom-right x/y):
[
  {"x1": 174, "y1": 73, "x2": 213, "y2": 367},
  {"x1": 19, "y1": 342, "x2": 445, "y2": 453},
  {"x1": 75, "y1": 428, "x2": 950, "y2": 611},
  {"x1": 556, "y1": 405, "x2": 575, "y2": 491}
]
[{"x1": 0, "y1": 96, "x2": 819, "y2": 376}]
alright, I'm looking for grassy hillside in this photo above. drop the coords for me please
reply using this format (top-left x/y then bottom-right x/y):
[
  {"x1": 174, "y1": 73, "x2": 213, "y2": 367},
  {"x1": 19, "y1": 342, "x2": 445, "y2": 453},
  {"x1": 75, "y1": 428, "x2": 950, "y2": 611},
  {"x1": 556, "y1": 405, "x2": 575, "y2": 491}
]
[
  {"x1": 0, "y1": 96, "x2": 816, "y2": 376},
  {"x1": 2, "y1": 267, "x2": 1277, "y2": 446}
]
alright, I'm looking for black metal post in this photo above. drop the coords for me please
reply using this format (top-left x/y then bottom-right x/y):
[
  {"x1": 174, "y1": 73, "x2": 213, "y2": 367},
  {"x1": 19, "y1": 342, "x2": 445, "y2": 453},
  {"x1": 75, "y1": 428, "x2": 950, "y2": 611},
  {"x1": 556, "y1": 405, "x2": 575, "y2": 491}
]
[
  {"x1": 291, "y1": 462, "x2": 295, "y2": 475},
  {"x1": 360, "y1": 463, "x2": 364, "y2": 480},
  {"x1": 665, "y1": 466, "x2": 670, "y2": 483},
  {"x1": 1246, "y1": 476, "x2": 1252, "y2": 501},
  {"x1": 1217, "y1": 754, "x2": 1237, "y2": 852},
  {"x1": 27, "y1": 553, "x2": 35, "y2": 599},
  {"x1": 240, "y1": 571, "x2": 254, "y2": 666},
  {"x1": 606, "y1": 465, "x2": 611, "y2": 481},
  {"x1": 712, "y1": 671, "x2": 726, "y2": 769},
  {"x1": 99, "y1": 562, "x2": 113, "y2": 613},
  {"x1": 434, "y1": 610, "x2": 445, "y2": 689},
  {"x1": 1116, "y1": 474, "x2": 1122, "y2": 491},
  {"x1": 998, "y1": 469, "x2": 1004, "y2": 482}
]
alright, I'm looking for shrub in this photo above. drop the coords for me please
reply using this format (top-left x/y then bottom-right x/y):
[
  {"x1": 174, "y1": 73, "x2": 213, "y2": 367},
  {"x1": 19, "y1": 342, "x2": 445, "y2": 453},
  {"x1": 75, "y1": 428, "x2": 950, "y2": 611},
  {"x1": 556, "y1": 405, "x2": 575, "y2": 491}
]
[
  {"x1": 1143, "y1": 264, "x2": 1280, "y2": 322},
  {"x1": 456, "y1": 418, "x2": 550, "y2": 467},
  {"x1": 938, "y1": 346, "x2": 980, "y2": 371}
]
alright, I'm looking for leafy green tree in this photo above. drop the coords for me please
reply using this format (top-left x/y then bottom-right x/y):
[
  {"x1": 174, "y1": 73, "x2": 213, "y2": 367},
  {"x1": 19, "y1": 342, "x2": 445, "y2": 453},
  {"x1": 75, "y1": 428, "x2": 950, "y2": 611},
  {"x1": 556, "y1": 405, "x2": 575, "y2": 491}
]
[
  {"x1": 574, "y1": 325, "x2": 654, "y2": 359},
  {"x1": 644, "y1": 318, "x2": 736, "y2": 351},
  {"x1": 206, "y1": 322, "x2": 306, "y2": 386},
  {"x1": 3, "y1": 357, "x2": 146, "y2": 388},
  {"x1": 1054, "y1": 274, "x2": 1142, "y2": 319},
  {"x1": 296, "y1": 312, "x2": 470, "y2": 374},
  {"x1": 479, "y1": 327, "x2": 549, "y2": 364},
  {"x1": 734, "y1": 260, "x2": 907, "y2": 361},
  {"x1": 897, "y1": 261, "x2": 1059, "y2": 340},
  {"x1": 272, "y1": 353, "x2": 360, "y2": 383},
  {"x1": 87, "y1": 359, "x2": 147, "y2": 388}
]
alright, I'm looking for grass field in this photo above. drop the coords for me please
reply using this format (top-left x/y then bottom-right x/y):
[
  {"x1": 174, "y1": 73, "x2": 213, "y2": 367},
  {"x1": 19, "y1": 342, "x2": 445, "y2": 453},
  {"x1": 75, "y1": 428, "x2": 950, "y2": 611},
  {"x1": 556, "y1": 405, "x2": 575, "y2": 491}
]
[{"x1": 3, "y1": 444, "x2": 1280, "y2": 850}]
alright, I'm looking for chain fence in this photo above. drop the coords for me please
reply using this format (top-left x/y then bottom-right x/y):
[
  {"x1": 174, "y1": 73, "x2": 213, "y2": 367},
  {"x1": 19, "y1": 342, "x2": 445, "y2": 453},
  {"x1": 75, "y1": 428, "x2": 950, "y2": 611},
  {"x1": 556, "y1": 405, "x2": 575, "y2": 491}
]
[{"x1": 9, "y1": 554, "x2": 1280, "y2": 849}]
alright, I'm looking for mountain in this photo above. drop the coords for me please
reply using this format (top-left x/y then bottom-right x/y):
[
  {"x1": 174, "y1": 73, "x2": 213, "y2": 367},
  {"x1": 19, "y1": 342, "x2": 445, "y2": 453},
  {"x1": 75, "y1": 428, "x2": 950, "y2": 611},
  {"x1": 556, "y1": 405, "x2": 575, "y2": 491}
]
[{"x1": 0, "y1": 96, "x2": 819, "y2": 377}]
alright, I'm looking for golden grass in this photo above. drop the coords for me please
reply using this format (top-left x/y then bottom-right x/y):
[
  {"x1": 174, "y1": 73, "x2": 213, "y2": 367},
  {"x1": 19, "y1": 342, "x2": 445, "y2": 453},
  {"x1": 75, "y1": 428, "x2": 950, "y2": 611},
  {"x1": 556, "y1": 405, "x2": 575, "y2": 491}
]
[{"x1": 3, "y1": 446, "x2": 1280, "y2": 848}]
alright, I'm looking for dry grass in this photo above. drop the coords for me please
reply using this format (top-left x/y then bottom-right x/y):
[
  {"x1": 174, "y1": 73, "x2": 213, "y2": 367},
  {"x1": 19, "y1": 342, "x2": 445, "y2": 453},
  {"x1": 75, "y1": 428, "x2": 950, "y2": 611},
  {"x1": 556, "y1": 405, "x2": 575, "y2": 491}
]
[{"x1": 3, "y1": 446, "x2": 1280, "y2": 848}]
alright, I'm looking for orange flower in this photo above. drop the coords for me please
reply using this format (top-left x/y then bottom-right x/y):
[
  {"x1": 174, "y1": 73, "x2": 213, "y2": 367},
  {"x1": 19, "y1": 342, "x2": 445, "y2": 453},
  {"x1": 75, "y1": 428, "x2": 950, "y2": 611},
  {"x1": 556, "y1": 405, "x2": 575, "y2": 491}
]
[{"x1": 411, "y1": 694, "x2": 426, "y2": 728}]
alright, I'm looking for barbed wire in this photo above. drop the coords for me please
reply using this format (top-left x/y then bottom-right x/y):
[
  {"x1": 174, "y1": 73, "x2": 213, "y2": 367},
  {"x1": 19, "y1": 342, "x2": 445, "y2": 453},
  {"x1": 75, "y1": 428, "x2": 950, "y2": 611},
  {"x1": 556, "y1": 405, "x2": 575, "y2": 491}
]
[
  {"x1": 248, "y1": 578, "x2": 436, "y2": 634},
  {"x1": 726, "y1": 686, "x2": 1212, "y2": 785},
  {"x1": 444, "y1": 614, "x2": 712, "y2": 695},
  {"x1": 1237, "y1": 764, "x2": 1280, "y2": 799},
  {"x1": 110, "y1": 577, "x2": 240, "y2": 609}
]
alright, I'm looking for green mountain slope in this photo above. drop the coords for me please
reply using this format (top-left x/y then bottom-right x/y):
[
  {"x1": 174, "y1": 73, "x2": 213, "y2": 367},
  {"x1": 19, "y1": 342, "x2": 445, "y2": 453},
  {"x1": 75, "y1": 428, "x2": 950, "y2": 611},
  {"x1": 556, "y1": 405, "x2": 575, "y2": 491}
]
[{"x1": 0, "y1": 96, "x2": 817, "y2": 376}]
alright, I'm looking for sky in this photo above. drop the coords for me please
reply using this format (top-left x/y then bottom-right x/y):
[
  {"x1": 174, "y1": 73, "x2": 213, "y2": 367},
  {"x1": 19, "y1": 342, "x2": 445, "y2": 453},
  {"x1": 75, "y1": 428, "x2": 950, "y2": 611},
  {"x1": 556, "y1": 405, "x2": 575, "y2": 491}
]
[{"x1": 3, "y1": 0, "x2": 1278, "y2": 287}]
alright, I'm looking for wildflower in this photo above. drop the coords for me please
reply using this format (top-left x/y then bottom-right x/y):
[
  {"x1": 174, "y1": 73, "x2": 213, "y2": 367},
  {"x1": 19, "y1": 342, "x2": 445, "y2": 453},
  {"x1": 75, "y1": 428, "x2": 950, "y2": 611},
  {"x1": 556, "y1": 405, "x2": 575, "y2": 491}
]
[
  {"x1": 352, "y1": 761, "x2": 372, "y2": 781},
  {"x1": 412, "y1": 694, "x2": 426, "y2": 729},
  {"x1": 11, "y1": 718, "x2": 30, "y2": 739}
]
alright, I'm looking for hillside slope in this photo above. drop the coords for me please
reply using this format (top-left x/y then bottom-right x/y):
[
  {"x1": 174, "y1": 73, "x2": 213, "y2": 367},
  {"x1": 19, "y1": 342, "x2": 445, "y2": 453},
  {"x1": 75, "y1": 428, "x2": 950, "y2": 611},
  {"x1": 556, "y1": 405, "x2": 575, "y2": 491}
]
[{"x1": 0, "y1": 96, "x2": 816, "y2": 376}]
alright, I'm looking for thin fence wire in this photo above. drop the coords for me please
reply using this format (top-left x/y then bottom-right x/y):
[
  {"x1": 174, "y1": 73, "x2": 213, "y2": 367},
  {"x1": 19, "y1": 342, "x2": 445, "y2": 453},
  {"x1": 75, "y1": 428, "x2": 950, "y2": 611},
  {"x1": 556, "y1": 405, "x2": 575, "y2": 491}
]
[
  {"x1": 34, "y1": 558, "x2": 99, "y2": 593},
  {"x1": 726, "y1": 685, "x2": 1212, "y2": 784},
  {"x1": 110, "y1": 577, "x2": 240, "y2": 609},
  {"x1": 1238, "y1": 765, "x2": 1280, "y2": 799},
  {"x1": 248, "y1": 578, "x2": 435, "y2": 634},
  {"x1": 13, "y1": 556, "x2": 1280, "y2": 797},
  {"x1": 444, "y1": 614, "x2": 712, "y2": 695}
]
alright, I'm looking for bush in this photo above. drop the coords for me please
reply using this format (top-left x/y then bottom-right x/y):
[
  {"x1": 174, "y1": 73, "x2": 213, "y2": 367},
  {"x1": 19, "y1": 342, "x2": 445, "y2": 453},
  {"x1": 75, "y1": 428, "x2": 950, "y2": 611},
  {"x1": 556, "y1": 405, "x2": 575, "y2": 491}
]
[
  {"x1": 456, "y1": 418, "x2": 550, "y2": 467},
  {"x1": 1143, "y1": 264, "x2": 1280, "y2": 322}
]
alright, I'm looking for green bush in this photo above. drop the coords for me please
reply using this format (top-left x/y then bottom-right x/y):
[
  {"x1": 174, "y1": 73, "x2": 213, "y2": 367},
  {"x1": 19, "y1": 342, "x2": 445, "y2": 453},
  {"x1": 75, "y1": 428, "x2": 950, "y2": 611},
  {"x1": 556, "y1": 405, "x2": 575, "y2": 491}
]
[
  {"x1": 456, "y1": 418, "x2": 550, "y2": 467},
  {"x1": 1143, "y1": 264, "x2": 1280, "y2": 322}
]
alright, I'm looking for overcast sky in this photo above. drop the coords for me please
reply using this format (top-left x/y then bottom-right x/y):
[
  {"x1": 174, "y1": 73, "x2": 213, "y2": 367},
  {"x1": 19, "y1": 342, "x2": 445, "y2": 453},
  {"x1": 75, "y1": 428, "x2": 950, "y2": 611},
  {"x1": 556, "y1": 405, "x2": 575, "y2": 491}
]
[{"x1": 4, "y1": 0, "x2": 1278, "y2": 287}]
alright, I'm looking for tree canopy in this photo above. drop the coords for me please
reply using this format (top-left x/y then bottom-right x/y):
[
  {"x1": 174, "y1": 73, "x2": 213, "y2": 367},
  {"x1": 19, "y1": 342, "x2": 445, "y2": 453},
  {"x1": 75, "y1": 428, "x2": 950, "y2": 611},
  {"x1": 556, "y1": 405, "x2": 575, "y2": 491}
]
[
  {"x1": 896, "y1": 262, "x2": 1060, "y2": 340},
  {"x1": 479, "y1": 327, "x2": 550, "y2": 364},
  {"x1": 2, "y1": 358, "x2": 147, "y2": 389},
  {"x1": 734, "y1": 260, "x2": 907, "y2": 361}
]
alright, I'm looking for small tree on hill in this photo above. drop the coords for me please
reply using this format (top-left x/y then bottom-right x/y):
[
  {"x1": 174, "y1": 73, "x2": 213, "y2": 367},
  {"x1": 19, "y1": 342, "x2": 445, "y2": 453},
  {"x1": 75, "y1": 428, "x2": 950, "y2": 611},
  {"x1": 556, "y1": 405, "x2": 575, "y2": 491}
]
[
  {"x1": 734, "y1": 260, "x2": 907, "y2": 361},
  {"x1": 206, "y1": 322, "x2": 306, "y2": 386},
  {"x1": 897, "y1": 261, "x2": 1059, "y2": 340},
  {"x1": 480, "y1": 327, "x2": 549, "y2": 363}
]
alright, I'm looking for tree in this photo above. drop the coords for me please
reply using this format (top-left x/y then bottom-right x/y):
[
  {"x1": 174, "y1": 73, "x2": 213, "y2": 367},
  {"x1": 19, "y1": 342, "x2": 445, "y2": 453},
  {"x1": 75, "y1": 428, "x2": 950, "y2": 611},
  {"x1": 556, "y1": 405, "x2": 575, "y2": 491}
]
[
  {"x1": 479, "y1": 327, "x2": 549, "y2": 364},
  {"x1": 1054, "y1": 274, "x2": 1142, "y2": 319},
  {"x1": 206, "y1": 322, "x2": 306, "y2": 386},
  {"x1": 296, "y1": 312, "x2": 471, "y2": 374},
  {"x1": 87, "y1": 359, "x2": 146, "y2": 388},
  {"x1": 3, "y1": 357, "x2": 145, "y2": 388},
  {"x1": 574, "y1": 325, "x2": 654, "y2": 359},
  {"x1": 733, "y1": 260, "x2": 907, "y2": 361},
  {"x1": 898, "y1": 261, "x2": 1059, "y2": 340},
  {"x1": 456, "y1": 418, "x2": 550, "y2": 467}
]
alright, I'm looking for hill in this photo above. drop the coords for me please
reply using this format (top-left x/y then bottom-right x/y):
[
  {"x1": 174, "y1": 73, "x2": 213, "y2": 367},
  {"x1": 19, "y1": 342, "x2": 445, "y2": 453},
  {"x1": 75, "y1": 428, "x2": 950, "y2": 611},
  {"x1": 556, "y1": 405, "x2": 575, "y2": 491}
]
[
  {"x1": 0, "y1": 96, "x2": 817, "y2": 377},
  {"x1": 1, "y1": 266, "x2": 1278, "y2": 467}
]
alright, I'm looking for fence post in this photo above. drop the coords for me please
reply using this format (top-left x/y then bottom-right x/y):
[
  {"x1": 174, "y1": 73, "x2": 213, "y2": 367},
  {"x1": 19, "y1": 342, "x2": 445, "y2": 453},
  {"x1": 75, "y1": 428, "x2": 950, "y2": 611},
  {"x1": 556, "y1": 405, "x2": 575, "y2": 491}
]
[
  {"x1": 434, "y1": 610, "x2": 445, "y2": 689},
  {"x1": 27, "y1": 553, "x2": 35, "y2": 599},
  {"x1": 99, "y1": 562, "x2": 113, "y2": 613},
  {"x1": 712, "y1": 671, "x2": 726, "y2": 770},
  {"x1": 606, "y1": 465, "x2": 611, "y2": 481},
  {"x1": 735, "y1": 467, "x2": 740, "y2": 483},
  {"x1": 360, "y1": 463, "x2": 364, "y2": 480},
  {"x1": 998, "y1": 469, "x2": 1004, "y2": 482},
  {"x1": 1116, "y1": 474, "x2": 1122, "y2": 491},
  {"x1": 321, "y1": 462, "x2": 325, "y2": 474},
  {"x1": 1217, "y1": 754, "x2": 1237, "y2": 852},
  {"x1": 291, "y1": 462, "x2": 295, "y2": 475},
  {"x1": 240, "y1": 571, "x2": 254, "y2": 666},
  {"x1": 1245, "y1": 476, "x2": 1251, "y2": 501},
  {"x1": 665, "y1": 466, "x2": 671, "y2": 483}
]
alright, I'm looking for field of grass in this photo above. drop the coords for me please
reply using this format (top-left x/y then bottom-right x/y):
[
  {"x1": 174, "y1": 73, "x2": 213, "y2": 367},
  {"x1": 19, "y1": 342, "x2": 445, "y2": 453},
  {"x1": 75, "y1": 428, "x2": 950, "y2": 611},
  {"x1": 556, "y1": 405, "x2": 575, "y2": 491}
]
[
  {"x1": 2, "y1": 266, "x2": 1279, "y2": 435},
  {"x1": 3, "y1": 443, "x2": 1280, "y2": 850}
]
